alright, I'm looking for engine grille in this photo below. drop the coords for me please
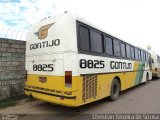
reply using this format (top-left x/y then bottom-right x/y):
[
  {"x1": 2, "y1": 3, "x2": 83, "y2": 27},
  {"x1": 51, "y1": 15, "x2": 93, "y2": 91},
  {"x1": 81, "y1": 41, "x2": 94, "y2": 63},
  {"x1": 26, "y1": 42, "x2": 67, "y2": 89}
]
[{"x1": 82, "y1": 75, "x2": 97, "y2": 102}]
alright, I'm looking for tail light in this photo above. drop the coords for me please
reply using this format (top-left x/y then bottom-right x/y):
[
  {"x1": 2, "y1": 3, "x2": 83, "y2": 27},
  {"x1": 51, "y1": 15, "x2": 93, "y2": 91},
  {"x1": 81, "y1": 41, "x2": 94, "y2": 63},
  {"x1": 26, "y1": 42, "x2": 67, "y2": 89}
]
[
  {"x1": 65, "y1": 71, "x2": 72, "y2": 87},
  {"x1": 155, "y1": 68, "x2": 157, "y2": 72}
]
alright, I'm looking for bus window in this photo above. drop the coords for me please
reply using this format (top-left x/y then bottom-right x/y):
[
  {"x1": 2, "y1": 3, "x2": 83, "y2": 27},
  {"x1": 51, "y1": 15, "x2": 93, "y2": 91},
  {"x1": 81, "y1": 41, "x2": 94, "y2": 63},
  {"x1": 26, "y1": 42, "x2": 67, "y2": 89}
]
[
  {"x1": 146, "y1": 53, "x2": 148, "y2": 61},
  {"x1": 113, "y1": 39, "x2": 121, "y2": 57},
  {"x1": 120, "y1": 42, "x2": 126, "y2": 58},
  {"x1": 79, "y1": 26, "x2": 90, "y2": 51},
  {"x1": 90, "y1": 30, "x2": 103, "y2": 53},
  {"x1": 131, "y1": 46, "x2": 135, "y2": 59},
  {"x1": 105, "y1": 36, "x2": 113, "y2": 55},
  {"x1": 144, "y1": 52, "x2": 146, "y2": 61},
  {"x1": 141, "y1": 51, "x2": 144, "y2": 61},
  {"x1": 126, "y1": 44, "x2": 131, "y2": 59},
  {"x1": 135, "y1": 48, "x2": 139, "y2": 60},
  {"x1": 138, "y1": 50, "x2": 141, "y2": 60}
]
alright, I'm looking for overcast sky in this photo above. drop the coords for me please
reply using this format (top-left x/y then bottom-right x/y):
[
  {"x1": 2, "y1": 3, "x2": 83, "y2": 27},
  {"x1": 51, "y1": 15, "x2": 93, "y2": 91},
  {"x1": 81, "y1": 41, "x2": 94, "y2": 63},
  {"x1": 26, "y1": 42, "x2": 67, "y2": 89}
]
[{"x1": 0, "y1": 0, "x2": 160, "y2": 54}]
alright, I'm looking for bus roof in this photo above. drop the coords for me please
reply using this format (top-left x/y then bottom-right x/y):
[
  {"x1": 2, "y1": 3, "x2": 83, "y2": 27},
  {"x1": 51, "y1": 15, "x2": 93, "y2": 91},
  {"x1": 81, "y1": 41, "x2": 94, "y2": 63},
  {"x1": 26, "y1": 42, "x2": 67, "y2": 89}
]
[{"x1": 29, "y1": 12, "x2": 149, "y2": 53}]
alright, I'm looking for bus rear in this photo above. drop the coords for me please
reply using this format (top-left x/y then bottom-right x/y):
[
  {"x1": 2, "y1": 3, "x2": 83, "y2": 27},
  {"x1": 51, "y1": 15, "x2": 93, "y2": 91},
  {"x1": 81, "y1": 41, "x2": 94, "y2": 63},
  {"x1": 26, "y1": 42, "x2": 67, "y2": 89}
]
[
  {"x1": 151, "y1": 53, "x2": 160, "y2": 78},
  {"x1": 25, "y1": 13, "x2": 80, "y2": 107}
]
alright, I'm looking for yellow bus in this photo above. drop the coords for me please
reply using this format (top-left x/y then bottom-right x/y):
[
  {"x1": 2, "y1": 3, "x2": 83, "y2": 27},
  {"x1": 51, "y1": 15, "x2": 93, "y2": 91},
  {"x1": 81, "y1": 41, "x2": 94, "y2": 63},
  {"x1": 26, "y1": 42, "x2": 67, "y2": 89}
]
[{"x1": 25, "y1": 12, "x2": 152, "y2": 107}]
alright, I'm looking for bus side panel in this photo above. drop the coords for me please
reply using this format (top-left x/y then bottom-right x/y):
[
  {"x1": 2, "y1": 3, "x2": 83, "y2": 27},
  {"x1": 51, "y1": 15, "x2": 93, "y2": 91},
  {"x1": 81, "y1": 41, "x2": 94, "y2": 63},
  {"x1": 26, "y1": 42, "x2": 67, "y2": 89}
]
[{"x1": 76, "y1": 55, "x2": 152, "y2": 106}]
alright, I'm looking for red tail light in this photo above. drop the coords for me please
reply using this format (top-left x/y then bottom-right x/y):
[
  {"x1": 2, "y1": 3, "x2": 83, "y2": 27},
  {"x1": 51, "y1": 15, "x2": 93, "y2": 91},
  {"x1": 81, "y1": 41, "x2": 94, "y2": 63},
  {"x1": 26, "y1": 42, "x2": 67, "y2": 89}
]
[
  {"x1": 155, "y1": 68, "x2": 157, "y2": 72},
  {"x1": 65, "y1": 71, "x2": 72, "y2": 87}
]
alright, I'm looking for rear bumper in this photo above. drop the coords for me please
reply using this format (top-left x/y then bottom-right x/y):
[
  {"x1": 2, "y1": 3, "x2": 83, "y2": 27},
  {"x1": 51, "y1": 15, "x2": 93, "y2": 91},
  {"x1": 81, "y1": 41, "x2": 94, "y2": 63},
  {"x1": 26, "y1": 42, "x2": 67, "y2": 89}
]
[
  {"x1": 25, "y1": 88, "x2": 79, "y2": 107},
  {"x1": 25, "y1": 88, "x2": 76, "y2": 99}
]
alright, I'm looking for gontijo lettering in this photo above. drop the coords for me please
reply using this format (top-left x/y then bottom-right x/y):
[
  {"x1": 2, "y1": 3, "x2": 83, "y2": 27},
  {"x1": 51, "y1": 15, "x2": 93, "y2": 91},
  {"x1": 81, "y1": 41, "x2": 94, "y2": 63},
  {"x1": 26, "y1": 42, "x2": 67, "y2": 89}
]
[
  {"x1": 110, "y1": 61, "x2": 132, "y2": 69},
  {"x1": 30, "y1": 39, "x2": 60, "y2": 50}
]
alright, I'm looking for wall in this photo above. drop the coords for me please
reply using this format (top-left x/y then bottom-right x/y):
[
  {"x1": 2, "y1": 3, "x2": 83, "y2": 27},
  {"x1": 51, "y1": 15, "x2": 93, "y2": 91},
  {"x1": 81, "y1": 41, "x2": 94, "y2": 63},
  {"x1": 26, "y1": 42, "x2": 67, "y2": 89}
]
[{"x1": 0, "y1": 38, "x2": 26, "y2": 100}]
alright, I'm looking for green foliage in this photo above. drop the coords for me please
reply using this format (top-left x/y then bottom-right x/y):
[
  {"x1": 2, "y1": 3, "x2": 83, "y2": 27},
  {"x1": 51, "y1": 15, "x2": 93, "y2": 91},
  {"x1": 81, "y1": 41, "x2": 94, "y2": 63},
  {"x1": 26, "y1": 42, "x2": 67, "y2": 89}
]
[
  {"x1": 0, "y1": 99, "x2": 17, "y2": 108},
  {"x1": 0, "y1": 96, "x2": 29, "y2": 108}
]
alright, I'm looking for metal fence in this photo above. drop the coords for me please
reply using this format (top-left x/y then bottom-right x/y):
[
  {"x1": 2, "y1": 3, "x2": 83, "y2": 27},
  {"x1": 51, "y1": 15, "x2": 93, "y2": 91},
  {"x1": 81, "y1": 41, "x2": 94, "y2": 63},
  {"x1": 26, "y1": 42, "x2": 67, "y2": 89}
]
[{"x1": 0, "y1": 27, "x2": 26, "y2": 41}]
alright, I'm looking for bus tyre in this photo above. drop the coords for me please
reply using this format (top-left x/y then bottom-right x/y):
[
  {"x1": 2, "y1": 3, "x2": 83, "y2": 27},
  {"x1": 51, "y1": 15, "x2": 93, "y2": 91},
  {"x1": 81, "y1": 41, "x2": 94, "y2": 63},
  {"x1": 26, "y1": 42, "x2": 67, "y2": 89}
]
[
  {"x1": 145, "y1": 73, "x2": 149, "y2": 84},
  {"x1": 110, "y1": 78, "x2": 120, "y2": 101}
]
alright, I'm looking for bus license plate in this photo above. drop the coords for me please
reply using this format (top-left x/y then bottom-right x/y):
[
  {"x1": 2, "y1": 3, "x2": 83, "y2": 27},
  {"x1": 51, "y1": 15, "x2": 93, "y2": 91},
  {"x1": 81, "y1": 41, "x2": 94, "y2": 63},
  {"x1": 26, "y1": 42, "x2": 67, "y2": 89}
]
[{"x1": 39, "y1": 77, "x2": 47, "y2": 83}]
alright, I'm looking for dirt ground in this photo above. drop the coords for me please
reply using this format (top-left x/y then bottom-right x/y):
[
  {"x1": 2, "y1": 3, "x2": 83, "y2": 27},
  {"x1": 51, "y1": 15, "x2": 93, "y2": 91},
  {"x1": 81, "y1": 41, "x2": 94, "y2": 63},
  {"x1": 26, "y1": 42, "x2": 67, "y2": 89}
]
[{"x1": 0, "y1": 79, "x2": 160, "y2": 120}]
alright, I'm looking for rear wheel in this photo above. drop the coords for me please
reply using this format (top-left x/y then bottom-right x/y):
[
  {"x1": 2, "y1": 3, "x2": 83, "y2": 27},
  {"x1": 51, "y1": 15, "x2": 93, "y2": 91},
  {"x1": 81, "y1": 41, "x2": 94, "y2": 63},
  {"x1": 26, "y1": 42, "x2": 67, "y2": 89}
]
[
  {"x1": 110, "y1": 78, "x2": 120, "y2": 101},
  {"x1": 145, "y1": 73, "x2": 149, "y2": 84}
]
